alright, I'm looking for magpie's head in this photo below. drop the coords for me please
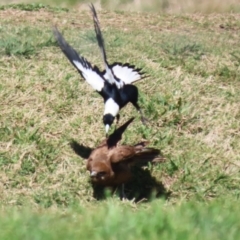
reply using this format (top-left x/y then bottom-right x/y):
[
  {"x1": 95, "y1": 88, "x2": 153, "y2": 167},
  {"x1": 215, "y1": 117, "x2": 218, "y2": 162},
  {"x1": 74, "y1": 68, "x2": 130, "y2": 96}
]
[{"x1": 103, "y1": 114, "x2": 115, "y2": 134}]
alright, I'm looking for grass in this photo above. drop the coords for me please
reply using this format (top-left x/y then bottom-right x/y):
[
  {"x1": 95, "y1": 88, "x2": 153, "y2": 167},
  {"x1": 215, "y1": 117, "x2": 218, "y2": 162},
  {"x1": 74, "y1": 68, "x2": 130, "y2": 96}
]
[
  {"x1": 2, "y1": 0, "x2": 240, "y2": 13},
  {"x1": 0, "y1": 199, "x2": 240, "y2": 239},
  {"x1": 0, "y1": 3, "x2": 240, "y2": 239},
  {"x1": 0, "y1": 3, "x2": 68, "y2": 12}
]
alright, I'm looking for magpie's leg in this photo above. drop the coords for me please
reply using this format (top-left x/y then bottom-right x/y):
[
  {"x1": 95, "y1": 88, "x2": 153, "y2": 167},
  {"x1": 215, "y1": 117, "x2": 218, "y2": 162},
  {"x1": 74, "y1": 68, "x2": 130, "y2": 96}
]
[
  {"x1": 113, "y1": 114, "x2": 120, "y2": 131},
  {"x1": 132, "y1": 102, "x2": 148, "y2": 125},
  {"x1": 116, "y1": 114, "x2": 120, "y2": 125}
]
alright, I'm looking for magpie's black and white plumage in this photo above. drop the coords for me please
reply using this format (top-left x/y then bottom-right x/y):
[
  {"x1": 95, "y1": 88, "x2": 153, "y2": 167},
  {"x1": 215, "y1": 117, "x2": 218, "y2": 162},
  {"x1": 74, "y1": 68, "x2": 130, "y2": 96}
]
[{"x1": 53, "y1": 5, "x2": 147, "y2": 134}]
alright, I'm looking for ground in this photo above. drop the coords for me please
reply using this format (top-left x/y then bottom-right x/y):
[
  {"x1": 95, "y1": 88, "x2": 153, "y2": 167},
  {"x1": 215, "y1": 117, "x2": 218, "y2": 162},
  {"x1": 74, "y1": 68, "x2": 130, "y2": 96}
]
[{"x1": 0, "y1": 3, "x2": 240, "y2": 239}]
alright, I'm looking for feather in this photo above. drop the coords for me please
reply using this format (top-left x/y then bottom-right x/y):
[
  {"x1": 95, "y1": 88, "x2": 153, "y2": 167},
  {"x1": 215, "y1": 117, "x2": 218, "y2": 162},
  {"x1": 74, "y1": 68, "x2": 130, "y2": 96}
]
[{"x1": 53, "y1": 26, "x2": 105, "y2": 92}]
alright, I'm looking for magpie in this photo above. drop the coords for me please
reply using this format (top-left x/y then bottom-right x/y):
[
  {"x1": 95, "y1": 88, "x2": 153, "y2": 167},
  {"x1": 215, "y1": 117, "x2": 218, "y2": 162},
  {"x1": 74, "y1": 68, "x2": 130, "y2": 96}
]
[
  {"x1": 89, "y1": 4, "x2": 148, "y2": 125},
  {"x1": 53, "y1": 6, "x2": 147, "y2": 134}
]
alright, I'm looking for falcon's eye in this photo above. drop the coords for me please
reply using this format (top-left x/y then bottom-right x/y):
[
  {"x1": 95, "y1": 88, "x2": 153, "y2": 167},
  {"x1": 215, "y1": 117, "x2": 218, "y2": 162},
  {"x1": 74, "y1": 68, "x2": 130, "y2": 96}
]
[{"x1": 97, "y1": 171, "x2": 106, "y2": 177}]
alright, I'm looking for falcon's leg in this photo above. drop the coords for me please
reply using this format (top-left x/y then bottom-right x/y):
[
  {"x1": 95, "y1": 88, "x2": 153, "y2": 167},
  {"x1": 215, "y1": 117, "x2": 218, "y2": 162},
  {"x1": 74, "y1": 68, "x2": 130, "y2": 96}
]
[{"x1": 120, "y1": 184, "x2": 127, "y2": 200}]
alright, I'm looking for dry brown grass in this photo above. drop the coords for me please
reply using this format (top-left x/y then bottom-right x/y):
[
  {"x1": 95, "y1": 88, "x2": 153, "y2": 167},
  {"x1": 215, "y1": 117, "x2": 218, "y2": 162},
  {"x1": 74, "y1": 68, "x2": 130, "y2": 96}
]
[
  {"x1": 1, "y1": 0, "x2": 240, "y2": 13},
  {"x1": 0, "y1": 5, "x2": 240, "y2": 208}
]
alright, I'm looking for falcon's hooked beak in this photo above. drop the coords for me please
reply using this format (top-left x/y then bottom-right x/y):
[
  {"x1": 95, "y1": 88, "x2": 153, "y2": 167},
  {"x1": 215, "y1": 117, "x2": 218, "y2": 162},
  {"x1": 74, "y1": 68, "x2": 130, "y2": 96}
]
[{"x1": 90, "y1": 171, "x2": 97, "y2": 177}]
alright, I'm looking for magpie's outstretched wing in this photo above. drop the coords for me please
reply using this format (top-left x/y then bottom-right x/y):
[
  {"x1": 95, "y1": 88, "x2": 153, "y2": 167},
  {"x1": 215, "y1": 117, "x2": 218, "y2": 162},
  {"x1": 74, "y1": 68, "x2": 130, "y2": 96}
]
[
  {"x1": 89, "y1": 4, "x2": 124, "y2": 89},
  {"x1": 53, "y1": 26, "x2": 105, "y2": 92},
  {"x1": 89, "y1": 5, "x2": 145, "y2": 86},
  {"x1": 109, "y1": 63, "x2": 145, "y2": 85}
]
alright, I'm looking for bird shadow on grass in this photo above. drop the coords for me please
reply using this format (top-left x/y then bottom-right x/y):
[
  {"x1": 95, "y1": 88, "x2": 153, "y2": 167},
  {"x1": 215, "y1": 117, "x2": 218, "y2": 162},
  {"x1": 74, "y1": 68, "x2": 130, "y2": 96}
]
[
  {"x1": 70, "y1": 140, "x2": 92, "y2": 159},
  {"x1": 92, "y1": 167, "x2": 170, "y2": 202},
  {"x1": 126, "y1": 167, "x2": 170, "y2": 202},
  {"x1": 70, "y1": 139, "x2": 171, "y2": 202}
]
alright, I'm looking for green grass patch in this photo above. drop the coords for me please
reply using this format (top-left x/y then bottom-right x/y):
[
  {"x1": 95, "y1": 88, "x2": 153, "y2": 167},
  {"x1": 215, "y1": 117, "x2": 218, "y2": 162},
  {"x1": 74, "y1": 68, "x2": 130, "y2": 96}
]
[
  {"x1": 0, "y1": 26, "x2": 56, "y2": 57},
  {"x1": 0, "y1": 3, "x2": 68, "y2": 12},
  {"x1": 0, "y1": 199, "x2": 240, "y2": 240}
]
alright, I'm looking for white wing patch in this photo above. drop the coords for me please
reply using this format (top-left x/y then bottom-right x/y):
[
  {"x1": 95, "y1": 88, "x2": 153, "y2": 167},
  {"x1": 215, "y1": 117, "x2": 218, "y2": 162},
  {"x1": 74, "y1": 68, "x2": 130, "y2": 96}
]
[
  {"x1": 103, "y1": 66, "x2": 124, "y2": 89},
  {"x1": 73, "y1": 60, "x2": 104, "y2": 92},
  {"x1": 104, "y1": 98, "x2": 119, "y2": 117},
  {"x1": 104, "y1": 66, "x2": 115, "y2": 85},
  {"x1": 111, "y1": 64, "x2": 142, "y2": 85}
]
